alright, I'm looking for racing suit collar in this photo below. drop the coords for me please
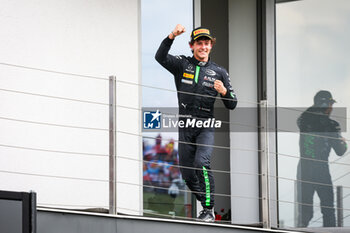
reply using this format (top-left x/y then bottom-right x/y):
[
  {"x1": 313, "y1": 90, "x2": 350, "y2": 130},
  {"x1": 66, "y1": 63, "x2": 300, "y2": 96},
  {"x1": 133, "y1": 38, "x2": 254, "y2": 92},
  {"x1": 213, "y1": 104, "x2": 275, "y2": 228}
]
[{"x1": 190, "y1": 56, "x2": 211, "y2": 67}]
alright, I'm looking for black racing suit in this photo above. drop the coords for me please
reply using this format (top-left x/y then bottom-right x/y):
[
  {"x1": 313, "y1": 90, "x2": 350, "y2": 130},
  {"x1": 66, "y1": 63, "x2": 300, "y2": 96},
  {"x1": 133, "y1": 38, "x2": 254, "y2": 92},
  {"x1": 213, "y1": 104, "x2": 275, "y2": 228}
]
[
  {"x1": 297, "y1": 107, "x2": 347, "y2": 227},
  {"x1": 155, "y1": 36, "x2": 237, "y2": 209}
]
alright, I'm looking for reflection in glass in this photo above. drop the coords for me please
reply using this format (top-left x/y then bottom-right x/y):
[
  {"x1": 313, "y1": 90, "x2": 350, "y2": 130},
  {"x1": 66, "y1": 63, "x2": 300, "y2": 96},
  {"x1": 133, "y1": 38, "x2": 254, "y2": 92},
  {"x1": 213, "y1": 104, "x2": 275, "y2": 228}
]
[
  {"x1": 277, "y1": 0, "x2": 350, "y2": 229},
  {"x1": 141, "y1": 0, "x2": 193, "y2": 218},
  {"x1": 296, "y1": 90, "x2": 347, "y2": 227},
  {"x1": 143, "y1": 135, "x2": 187, "y2": 217}
]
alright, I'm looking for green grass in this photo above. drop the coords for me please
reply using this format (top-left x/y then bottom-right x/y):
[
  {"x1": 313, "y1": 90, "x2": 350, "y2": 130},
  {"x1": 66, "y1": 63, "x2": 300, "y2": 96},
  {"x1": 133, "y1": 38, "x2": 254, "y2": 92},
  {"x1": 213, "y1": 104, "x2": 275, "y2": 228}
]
[{"x1": 143, "y1": 191, "x2": 187, "y2": 218}]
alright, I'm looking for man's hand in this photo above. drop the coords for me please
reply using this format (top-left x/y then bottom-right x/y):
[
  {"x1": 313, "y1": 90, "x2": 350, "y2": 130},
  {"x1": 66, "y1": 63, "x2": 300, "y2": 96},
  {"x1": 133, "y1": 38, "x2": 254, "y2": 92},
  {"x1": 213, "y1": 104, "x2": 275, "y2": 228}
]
[
  {"x1": 169, "y1": 24, "x2": 186, "y2": 39},
  {"x1": 214, "y1": 80, "x2": 227, "y2": 96}
]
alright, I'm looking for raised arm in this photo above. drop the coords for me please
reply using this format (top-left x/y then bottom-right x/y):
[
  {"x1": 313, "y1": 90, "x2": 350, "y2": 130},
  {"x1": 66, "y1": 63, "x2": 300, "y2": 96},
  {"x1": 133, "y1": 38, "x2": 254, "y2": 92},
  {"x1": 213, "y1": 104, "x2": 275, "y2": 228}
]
[{"x1": 155, "y1": 24, "x2": 186, "y2": 75}]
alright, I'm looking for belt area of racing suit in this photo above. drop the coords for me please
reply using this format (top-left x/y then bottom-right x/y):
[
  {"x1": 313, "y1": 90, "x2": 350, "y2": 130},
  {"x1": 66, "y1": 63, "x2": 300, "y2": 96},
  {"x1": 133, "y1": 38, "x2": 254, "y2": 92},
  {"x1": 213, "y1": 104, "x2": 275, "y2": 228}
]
[{"x1": 179, "y1": 102, "x2": 214, "y2": 118}]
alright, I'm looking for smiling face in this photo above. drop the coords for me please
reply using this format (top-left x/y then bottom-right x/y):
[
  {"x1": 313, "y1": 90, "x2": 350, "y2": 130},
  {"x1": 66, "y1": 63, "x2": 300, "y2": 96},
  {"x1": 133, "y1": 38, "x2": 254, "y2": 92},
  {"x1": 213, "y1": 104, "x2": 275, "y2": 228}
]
[{"x1": 190, "y1": 38, "x2": 213, "y2": 62}]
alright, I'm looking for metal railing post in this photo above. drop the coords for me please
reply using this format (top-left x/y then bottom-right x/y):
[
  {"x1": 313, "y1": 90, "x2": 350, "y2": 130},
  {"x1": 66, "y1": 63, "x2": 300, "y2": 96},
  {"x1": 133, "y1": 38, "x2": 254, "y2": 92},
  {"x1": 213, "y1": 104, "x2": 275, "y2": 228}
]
[
  {"x1": 260, "y1": 100, "x2": 271, "y2": 228},
  {"x1": 109, "y1": 75, "x2": 117, "y2": 215},
  {"x1": 191, "y1": 193, "x2": 197, "y2": 218},
  {"x1": 337, "y1": 185, "x2": 343, "y2": 227}
]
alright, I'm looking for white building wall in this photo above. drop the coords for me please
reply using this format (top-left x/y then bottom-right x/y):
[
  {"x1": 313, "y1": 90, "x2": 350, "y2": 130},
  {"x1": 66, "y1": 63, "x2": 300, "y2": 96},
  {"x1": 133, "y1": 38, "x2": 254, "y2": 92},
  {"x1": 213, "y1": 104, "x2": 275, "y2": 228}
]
[
  {"x1": 229, "y1": 0, "x2": 260, "y2": 224},
  {"x1": 0, "y1": 0, "x2": 142, "y2": 215}
]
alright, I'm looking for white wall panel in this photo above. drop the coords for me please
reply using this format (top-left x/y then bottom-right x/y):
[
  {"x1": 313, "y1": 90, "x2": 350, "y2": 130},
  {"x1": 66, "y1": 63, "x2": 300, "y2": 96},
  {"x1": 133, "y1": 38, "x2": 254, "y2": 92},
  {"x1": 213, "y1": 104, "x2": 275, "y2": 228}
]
[
  {"x1": 229, "y1": 0, "x2": 260, "y2": 224},
  {"x1": 0, "y1": 0, "x2": 142, "y2": 215}
]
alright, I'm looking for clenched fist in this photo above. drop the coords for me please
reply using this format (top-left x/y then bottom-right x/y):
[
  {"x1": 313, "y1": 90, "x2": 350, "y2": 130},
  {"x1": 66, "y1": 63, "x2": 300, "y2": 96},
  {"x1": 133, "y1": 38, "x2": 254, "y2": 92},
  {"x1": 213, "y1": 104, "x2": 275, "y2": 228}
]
[
  {"x1": 169, "y1": 24, "x2": 186, "y2": 39},
  {"x1": 214, "y1": 80, "x2": 227, "y2": 96}
]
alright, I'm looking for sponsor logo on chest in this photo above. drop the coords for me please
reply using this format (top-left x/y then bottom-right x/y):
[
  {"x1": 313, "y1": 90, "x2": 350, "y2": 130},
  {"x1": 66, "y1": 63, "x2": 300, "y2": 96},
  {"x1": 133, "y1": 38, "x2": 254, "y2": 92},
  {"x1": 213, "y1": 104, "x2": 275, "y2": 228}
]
[
  {"x1": 205, "y1": 69, "x2": 216, "y2": 76},
  {"x1": 202, "y1": 81, "x2": 214, "y2": 88},
  {"x1": 181, "y1": 79, "x2": 193, "y2": 85},
  {"x1": 185, "y1": 64, "x2": 194, "y2": 73},
  {"x1": 203, "y1": 76, "x2": 216, "y2": 82},
  {"x1": 183, "y1": 72, "x2": 194, "y2": 79}
]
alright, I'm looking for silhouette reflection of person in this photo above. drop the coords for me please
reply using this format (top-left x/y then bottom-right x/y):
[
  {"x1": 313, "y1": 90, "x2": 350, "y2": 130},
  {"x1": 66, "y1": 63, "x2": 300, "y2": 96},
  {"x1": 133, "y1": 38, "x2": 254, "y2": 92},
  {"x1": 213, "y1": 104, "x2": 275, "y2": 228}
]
[{"x1": 296, "y1": 90, "x2": 347, "y2": 227}]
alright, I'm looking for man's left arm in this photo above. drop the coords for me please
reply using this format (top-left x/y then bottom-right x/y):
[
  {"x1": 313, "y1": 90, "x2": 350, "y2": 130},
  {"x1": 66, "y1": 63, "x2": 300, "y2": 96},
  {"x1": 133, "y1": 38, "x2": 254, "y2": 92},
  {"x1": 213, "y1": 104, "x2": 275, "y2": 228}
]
[
  {"x1": 329, "y1": 120, "x2": 347, "y2": 156},
  {"x1": 214, "y1": 70, "x2": 237, "y2": 110}
]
